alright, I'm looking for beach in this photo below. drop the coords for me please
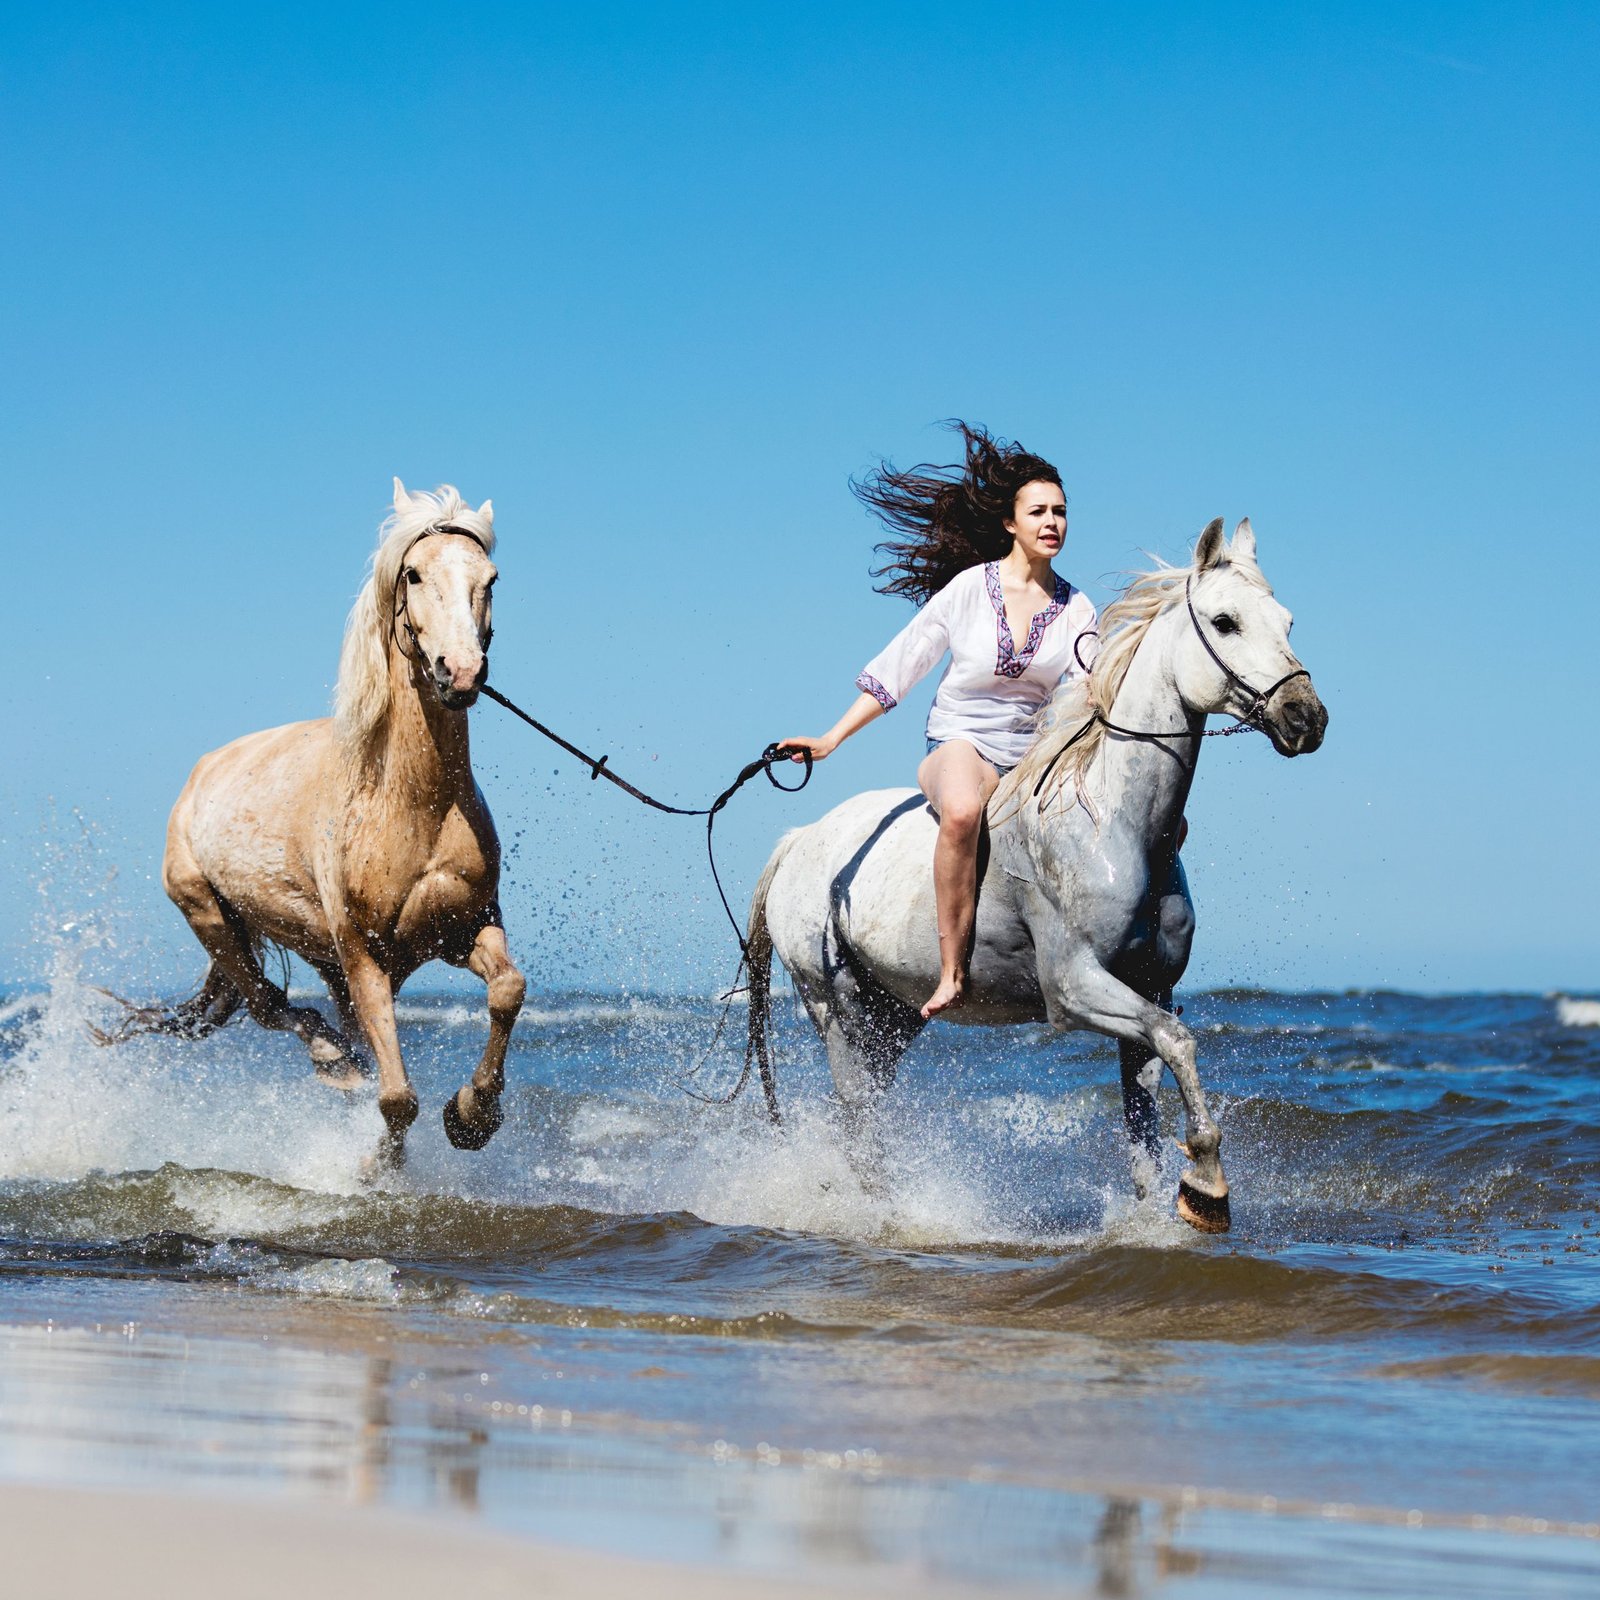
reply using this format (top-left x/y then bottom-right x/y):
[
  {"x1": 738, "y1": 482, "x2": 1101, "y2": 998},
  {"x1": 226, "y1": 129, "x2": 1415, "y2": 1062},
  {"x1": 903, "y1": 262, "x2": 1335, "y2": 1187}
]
[{"x1": 3, "y1": 976, "x2": 1599, "y2": 1595}]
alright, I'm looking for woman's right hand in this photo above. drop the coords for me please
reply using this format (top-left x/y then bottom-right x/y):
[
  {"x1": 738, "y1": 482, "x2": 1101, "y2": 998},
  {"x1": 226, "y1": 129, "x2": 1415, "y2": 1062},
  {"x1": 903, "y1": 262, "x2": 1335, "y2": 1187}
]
[{"x1": 774, "y1": 736, "x2": 835, "y2": 764}]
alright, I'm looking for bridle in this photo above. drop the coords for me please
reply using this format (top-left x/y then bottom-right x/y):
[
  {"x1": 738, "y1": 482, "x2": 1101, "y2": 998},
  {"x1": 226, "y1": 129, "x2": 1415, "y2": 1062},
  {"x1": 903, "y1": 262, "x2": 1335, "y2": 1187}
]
[
  {"x1": 1033, "y1": 569, "x2": 1311, "y2": 800},
  {"x1": 1180, "y1": 572, "x2": 1310, "y2": 733},
  {"x1": 391, "y1": 523, "x2": 494, "y2": 667}
]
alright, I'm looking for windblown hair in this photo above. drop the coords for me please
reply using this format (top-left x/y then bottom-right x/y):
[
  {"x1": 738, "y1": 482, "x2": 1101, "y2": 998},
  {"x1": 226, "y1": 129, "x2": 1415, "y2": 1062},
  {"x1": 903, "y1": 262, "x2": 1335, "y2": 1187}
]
[
  {"x1": 857, "y1": 421, "x2": 1064, "y2": 605},
  {"x1": 992, "y1": 553, "x2": 1243, "y2": 824},
  {"x1": 334, "y1": 484, "x2": 497, "y2": 772}
]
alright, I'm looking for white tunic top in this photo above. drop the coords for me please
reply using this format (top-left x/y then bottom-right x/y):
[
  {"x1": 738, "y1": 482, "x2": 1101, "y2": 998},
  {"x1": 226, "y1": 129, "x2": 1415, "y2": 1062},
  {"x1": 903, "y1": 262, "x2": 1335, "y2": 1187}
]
[{"x1": 856, "y1": 562, "x2": 1098, "y2": 770}]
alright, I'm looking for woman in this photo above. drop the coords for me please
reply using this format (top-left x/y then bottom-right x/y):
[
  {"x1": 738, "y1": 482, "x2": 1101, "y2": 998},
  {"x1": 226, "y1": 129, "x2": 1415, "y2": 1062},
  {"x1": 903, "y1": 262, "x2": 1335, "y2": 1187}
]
[{"x1": 782, "y1": 424, "x2": 1098, "y2": 1018}]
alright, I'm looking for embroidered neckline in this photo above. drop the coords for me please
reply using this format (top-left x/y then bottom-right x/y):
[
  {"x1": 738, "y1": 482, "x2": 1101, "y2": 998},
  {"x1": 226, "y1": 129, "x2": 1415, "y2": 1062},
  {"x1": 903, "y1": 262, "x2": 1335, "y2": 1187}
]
[{"x1": 984, "y1": 563, "x2": 1072, "y2": 679}]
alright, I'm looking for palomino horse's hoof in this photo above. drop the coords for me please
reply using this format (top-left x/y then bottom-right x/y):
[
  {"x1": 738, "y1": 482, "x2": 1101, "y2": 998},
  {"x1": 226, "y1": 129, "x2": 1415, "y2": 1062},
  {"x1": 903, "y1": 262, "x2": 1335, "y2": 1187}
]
[
  {"x1": 1176, "y1": 1178, "x2": 1231, "y2": 1234},
  {"x1": 442, "y1": 1089, "x2": 503, "y2": 1151}
]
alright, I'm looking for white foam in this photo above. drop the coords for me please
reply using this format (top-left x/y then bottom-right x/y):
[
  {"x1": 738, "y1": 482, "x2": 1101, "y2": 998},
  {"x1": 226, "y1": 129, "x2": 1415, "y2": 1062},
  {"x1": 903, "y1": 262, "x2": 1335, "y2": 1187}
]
[
  {"x1": 1, "y1": 939, "x2": 1171, "y2": 1256},
  {"x1": 255, "y1": 1256, "x2": 403, "y2": 1302},
  {"x1": 1556, "y1": 996, "x2": 1600, "y2": 1028},
  {"x1": 0, "y1": 950, "x2": 370, "y2": 1197}
]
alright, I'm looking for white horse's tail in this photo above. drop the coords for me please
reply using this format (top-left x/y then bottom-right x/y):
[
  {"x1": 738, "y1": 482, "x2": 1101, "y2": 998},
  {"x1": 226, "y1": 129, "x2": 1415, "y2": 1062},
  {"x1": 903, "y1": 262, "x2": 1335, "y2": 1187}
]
[{"x1": 745, "y1": 832, "x2": 798, "y2": 1125}]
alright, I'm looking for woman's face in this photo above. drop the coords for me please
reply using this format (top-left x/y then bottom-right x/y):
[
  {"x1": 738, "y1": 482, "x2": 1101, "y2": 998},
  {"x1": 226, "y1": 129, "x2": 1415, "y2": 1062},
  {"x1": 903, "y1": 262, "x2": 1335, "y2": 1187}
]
[{"x1": 1004, "y1": 479, "x2": 1067, "y2": 562}]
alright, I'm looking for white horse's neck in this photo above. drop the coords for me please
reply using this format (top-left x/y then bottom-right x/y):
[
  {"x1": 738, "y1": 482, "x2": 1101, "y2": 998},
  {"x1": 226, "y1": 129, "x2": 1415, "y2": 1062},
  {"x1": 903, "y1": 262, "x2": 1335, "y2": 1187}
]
[
  {"x1": 1091, "y1": 603, "x2": 1202, "y2": 857},
  {"x1": 371, "y1": 642, "x2": 474, "y2": 807},
  {"x1": 1049, "y1": 601, "x2": 1203, "y2": 876}
]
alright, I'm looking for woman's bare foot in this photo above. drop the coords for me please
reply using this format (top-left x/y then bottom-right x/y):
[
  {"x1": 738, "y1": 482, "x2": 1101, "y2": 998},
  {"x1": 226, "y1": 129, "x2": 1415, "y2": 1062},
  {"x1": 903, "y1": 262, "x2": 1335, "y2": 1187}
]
[{"x1": 921, "y1": 974, "x2": 965, "y2": 1019}]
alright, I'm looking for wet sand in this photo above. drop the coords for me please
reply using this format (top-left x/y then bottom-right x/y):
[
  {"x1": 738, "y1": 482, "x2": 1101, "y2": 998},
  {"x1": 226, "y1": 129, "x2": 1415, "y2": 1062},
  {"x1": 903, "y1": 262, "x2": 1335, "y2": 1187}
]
[{"x1": 0, "y1": 1481, "x2": 1014, "y2": 1600}]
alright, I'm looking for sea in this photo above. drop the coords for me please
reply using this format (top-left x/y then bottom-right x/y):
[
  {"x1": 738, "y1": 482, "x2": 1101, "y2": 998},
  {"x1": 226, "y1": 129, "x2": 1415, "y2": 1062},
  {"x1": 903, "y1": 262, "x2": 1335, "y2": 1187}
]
[{"x1": 1, "y1": 955, "x2": 1597, "y2": 1597}]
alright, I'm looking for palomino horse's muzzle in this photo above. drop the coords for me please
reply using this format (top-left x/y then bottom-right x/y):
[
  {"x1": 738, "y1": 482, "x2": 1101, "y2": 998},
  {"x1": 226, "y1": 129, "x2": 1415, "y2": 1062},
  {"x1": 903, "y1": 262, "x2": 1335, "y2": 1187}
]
[{"x1": 434, "y1": 654, "x2": 489, "y2": 711}]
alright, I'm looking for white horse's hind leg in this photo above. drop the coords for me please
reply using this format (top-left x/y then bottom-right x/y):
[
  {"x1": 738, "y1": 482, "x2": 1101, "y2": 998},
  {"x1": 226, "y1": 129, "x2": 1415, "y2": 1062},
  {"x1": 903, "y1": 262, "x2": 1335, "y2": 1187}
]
[
  {"x1": 1058, "y1": 960, "x2": 1228, "y2": 1232},
  {"x1": 796, "y1": 951, "x2": 923, "y2": 1189},
  {"x1": 1118, "y1": 1039, "x2": 1163, "y2": 1199},
  {"x1": 442, "y1": 923, "x2": 525, "y2": 1151}
]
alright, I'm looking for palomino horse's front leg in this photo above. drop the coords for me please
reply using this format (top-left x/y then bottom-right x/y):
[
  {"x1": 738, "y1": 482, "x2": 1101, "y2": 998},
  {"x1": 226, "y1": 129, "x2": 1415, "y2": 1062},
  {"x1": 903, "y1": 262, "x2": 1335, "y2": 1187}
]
[
  {"x1": 338, "y1": 946, "x2": 417, "y2": 1171},
  {"x1": 1061, "y1": 960, "x2": 1229, "y2": 1232},
  {"x1": 442, "y1": 923, "x2": 525, "y2": 1151}
]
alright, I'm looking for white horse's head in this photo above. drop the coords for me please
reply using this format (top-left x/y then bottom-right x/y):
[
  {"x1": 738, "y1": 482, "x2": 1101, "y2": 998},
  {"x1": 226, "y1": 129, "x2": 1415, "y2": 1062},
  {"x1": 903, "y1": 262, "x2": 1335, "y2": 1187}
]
[
  {"x1": 1174, "y1": 518, "x2": 1327, "y2": 756},
  {"x1": 335, "y1": 480, "x2": 499, "y2": 765}
]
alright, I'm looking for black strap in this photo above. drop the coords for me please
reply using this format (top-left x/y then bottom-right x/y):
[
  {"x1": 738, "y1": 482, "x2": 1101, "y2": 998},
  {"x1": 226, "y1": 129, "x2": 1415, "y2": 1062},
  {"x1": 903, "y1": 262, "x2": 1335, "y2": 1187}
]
[
  {"x1": 1031, "y1": 575, "x2": 1309, "y2": 802},
  {"x1": 479, "y1": 684, "x2": 811, "y2": 960}
]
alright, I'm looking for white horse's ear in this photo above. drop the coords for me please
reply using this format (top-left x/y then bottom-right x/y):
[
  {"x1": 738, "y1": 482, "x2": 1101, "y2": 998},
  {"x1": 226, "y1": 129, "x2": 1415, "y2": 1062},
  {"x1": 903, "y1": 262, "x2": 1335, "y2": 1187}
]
[
  {"x1": 392, "y1": 477, "x2": 414, "y2": 510},
  {"x1": 477, "y1": 498, "x2": 494, "y2": 525},
  {"x1": 1231, "y1": 517, "x2": 1257, "y2": 563},
  {"x1": 1195, "y1": 518, "x2": 1226, "y2": 571}
]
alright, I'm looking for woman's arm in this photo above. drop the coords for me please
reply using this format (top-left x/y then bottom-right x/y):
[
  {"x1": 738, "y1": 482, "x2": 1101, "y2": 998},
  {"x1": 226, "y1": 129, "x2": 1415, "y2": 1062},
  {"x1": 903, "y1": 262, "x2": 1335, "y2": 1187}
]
[
  {"x1": 778, "y1": 692, "x2": 885, "y2": 763},
  {"x1": 779, "y1": 580, "x2": 956, "y2": 763}
]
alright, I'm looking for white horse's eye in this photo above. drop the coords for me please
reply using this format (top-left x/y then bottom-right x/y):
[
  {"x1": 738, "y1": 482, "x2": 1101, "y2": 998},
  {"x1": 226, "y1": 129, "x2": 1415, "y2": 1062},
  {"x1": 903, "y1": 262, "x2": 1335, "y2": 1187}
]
[
  {"x1": 404, "y1": 568, "x2": 421, "y2": 585},
  {"x1": 1212, "y1": 614, "x2": 1238, "y2": 635}
]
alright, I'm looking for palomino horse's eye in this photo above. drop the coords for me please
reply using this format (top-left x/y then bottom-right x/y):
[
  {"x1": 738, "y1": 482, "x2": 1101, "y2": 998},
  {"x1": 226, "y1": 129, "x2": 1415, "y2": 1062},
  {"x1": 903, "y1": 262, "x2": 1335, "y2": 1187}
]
[
  {"x1": 1211, "y1": 615, "x2": 1238, "y2": 635},
  {"x1": 404, "y1": 568, "x2": 421, "y2": 585}
]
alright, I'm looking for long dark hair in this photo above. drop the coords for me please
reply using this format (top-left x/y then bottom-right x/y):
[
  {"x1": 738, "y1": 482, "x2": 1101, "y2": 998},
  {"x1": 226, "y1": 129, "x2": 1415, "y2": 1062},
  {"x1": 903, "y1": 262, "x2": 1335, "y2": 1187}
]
[{"x1": 855, "y1": 421, "x2": 1063, "y2": 605}]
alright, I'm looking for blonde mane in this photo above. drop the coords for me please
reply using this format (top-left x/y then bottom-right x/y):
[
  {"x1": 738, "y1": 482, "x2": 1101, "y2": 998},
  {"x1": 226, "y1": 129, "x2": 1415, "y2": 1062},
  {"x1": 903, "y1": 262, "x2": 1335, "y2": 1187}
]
[
  {"x1": 993, "y1": 555, "x2": 1211, "y2": 822},
  {"x1": 334, "y1": 484, "x2": 497, "y2": 770}
]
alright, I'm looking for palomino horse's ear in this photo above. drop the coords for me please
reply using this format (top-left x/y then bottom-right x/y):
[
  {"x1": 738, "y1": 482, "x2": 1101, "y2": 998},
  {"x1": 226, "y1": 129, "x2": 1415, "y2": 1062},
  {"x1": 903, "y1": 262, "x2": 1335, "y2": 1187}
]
[
  {"x1": 477, "y1": 498, "x2": 494, "y2": 525},
  {"x1": 1195, "y1": 518, "x2": 1226, "y2": 571},
  {"x1": 392, "y1": 477, "x2": 414, "y2": 510},
  {"x1": 1231, "y1": 517, "x2": 1257, "y2": 563}
]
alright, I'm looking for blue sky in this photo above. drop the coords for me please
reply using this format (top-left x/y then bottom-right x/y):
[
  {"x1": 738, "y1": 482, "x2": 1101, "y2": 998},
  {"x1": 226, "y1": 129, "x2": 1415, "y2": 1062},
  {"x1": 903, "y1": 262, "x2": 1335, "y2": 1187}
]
[{"x1": 3, "y1": 2, "x2": 1596, "y2": 994}]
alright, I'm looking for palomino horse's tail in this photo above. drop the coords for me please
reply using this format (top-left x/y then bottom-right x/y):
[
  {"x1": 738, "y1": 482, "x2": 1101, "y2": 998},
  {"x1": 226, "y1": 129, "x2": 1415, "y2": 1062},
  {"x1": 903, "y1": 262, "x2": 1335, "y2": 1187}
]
[
  {"x1": 89, "y1": 961, "x2": 244, "y2": 1046},
  {"x1": 744, "y1": 831, "x2": 798, "y2": 1126}
]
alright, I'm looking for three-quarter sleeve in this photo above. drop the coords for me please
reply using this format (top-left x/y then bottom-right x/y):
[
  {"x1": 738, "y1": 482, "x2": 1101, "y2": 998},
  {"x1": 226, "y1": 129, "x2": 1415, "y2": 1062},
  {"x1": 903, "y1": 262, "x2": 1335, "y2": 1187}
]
[{"x1": 856, "y1": 590, "x2": 953, "y2": 710}]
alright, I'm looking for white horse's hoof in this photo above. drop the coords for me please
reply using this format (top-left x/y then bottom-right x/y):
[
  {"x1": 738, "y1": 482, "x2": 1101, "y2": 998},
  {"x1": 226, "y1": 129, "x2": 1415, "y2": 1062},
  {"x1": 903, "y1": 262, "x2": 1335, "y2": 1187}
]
[{"x1": 1176, "y1": 1178, "x2": 1231, "y2": 1233}]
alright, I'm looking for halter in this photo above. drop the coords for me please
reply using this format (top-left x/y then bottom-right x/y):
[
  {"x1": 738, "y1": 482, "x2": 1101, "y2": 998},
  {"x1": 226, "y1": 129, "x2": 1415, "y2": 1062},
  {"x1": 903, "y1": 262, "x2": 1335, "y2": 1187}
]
[
  {"x1": 391, "y1": 523, "x2": 493, "y2": 665},
  {"x1": 1032, "y1": 569, "x2": 1311, "y2": 799}
]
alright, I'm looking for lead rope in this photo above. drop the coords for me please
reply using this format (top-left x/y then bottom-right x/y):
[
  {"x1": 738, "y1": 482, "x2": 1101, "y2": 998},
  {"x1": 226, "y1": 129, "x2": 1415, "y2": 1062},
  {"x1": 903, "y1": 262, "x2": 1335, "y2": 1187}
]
[{"x1": 478, "y1": 683, "x2": 812, "y2": 1115}]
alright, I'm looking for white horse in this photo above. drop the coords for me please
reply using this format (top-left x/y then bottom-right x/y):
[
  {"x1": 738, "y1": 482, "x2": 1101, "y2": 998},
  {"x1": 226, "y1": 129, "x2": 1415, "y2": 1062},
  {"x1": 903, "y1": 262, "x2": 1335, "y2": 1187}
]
[
  {"x1": 101, "y1": 481, "x2": 525, "y2": 1169},
  {"x1": 745, "y1": 519, "x2": 1327, "y2": 1231}
]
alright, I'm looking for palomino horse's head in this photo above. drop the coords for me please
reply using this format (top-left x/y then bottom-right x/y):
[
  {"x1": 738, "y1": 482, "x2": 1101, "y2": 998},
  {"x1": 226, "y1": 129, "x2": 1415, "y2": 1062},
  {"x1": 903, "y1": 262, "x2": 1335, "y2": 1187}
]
[
  {"x1": 390, "y1": 478, "x2": 498, "y2": 712},
  {"x1": 1175, "y1": 519, "x2": 1327, "y2": 756}
]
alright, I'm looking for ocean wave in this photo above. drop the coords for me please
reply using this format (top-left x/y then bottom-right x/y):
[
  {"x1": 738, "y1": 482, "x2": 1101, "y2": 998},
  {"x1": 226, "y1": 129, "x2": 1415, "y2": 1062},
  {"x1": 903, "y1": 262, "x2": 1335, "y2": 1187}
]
[
  {"x1": 5, "y1": 1199, "x2": 1596, "y2": 1352},
  {"x1": 1556, "y1": 996, "x2": 1600, "y2": 1028}
]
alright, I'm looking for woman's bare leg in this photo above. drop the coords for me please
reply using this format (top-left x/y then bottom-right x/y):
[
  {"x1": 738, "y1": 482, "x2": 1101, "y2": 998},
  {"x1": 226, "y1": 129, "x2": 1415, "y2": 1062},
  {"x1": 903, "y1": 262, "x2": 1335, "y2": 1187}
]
[{"x1": 916, "y1": 740, "x2": 1001, "y2": 1018}]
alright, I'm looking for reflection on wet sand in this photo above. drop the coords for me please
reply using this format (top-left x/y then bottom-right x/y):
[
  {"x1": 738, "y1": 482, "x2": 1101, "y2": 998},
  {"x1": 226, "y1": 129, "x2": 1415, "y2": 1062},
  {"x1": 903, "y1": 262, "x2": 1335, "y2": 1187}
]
[{"x1": 2, "y1": 1318, "x2": 1596, "y2": 1599}]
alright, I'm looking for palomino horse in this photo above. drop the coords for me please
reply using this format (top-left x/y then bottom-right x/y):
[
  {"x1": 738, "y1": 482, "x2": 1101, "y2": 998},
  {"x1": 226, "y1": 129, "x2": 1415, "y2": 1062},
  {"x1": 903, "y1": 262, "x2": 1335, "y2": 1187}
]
[
  {"x1": 103, "y1": 481, "x2": 524, "y2": 1168},
  {"x1": 745, "y1": 519, "x2": 1326, "y2": 1231}
]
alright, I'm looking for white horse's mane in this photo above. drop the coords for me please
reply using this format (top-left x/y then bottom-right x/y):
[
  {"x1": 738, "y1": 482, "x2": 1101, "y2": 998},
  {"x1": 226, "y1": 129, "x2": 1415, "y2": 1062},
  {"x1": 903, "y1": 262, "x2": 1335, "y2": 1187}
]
[
  {"x1": 334, "y1": 483, "x2": 497, "y2": 768},
  {"x1": 993, "y1": 551, "x2": 1267, "y2": 820}
]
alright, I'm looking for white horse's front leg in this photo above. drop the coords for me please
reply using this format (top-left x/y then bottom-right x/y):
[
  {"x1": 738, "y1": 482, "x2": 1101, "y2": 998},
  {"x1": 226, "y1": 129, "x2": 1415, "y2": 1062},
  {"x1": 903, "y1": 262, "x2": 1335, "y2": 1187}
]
[
  {"x1": 1055, "y1": 958, "x2": 1229, "y2": 1232},
  {"x1": 442, "y1": 923, "x2": 525, "y2": 1151}
]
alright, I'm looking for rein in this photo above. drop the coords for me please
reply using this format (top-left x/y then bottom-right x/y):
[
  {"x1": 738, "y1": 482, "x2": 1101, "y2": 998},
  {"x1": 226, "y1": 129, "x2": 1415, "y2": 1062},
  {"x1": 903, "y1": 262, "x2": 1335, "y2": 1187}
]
[
  {"x1": 1032, "y1": 572, "x2": 1310, "y2": 800},
  {"x1": 480, "y1": 684, "x2": 811, "y2": 1120},
  {"x1": 477, "y1": 683, "x2": 812, "y2": 959},
  {"x1": 390, "y1": 521, "x2": 812, "y2": 1116}
]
